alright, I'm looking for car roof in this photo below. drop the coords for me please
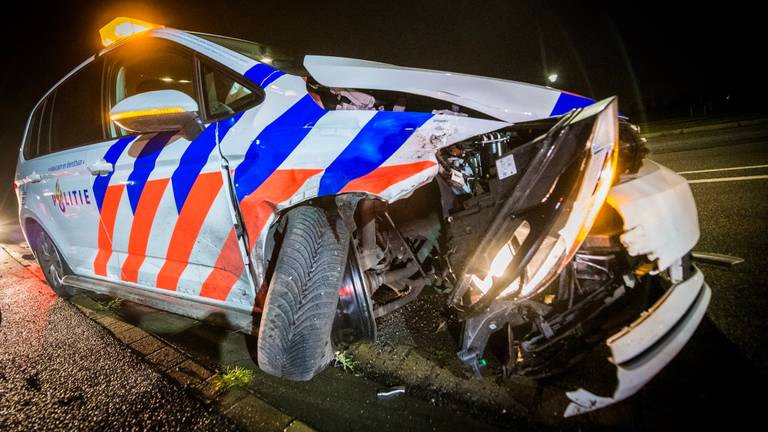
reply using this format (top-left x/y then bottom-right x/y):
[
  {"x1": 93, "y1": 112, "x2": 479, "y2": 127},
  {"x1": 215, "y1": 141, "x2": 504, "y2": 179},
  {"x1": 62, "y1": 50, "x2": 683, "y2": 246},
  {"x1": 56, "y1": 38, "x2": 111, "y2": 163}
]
[{"x1": 32, "y1": 28, "x2": 260, "y2": 115}]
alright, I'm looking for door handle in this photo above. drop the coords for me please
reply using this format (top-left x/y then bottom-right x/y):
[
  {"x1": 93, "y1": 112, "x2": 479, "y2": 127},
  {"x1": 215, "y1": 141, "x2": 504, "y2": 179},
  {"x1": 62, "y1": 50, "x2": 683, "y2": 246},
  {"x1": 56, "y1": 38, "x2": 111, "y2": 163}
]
[
  {"x1": 26, "y1": 172, "x2": 42, "y2": 183},
  {"x1": 88, "y1": 160, "x2": 114, "y2": 176}
]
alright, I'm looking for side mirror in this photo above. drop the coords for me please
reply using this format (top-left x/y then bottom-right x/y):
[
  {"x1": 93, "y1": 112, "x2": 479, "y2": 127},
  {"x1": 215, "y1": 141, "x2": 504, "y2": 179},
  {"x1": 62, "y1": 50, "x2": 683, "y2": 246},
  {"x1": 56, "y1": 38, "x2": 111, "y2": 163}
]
[{"x1": 109, "y1": 90, "x2": 203, "y2": 139}]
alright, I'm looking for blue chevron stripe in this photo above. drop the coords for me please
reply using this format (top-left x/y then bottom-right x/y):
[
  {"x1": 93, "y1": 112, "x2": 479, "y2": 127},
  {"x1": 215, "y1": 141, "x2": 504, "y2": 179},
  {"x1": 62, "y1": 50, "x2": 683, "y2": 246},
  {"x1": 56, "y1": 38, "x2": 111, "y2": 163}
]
[
  {"x1": 244, "y1": 63, "x2": 285, "y2": 89},
  {"x1": 550, "y1": 92, "x2": 594, "y2": 116},
  {"x1": 93, "y1": 136, "x2": 134, "y2": 212},
  {"x1": 170, "y1": 113, "x2": 242, "y2": 213},
  {"x1": 125, "y1": 132, "x2": 175, "y2": 214},
  {"x1": 317, "y1": 111, "x2": 433, "y2": 195},
  {"x1": 234, "y1": 94, "x2": 325, "y2": 201}
]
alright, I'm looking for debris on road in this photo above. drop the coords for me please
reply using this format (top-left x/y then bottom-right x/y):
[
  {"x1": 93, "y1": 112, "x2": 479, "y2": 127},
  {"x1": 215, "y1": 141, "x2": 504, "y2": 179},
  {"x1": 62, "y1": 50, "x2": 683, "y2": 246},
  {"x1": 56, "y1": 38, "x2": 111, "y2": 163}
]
[
  {"x1": 377, "y1": 386, "x2": 406, "y2": 400},
  {"x1": 434, "y1": 319, "x2": 448, "y2": 333},
  {"x1": 692, "y1": 251, "x2": 745, "y2": 268}
]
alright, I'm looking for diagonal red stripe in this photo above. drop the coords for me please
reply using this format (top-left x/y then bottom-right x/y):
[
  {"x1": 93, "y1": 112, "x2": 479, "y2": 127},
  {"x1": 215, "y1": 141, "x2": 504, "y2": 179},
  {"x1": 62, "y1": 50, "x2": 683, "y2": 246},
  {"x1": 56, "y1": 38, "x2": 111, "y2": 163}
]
[
  {"x1": 198, "y1": 228, "x2": 243, "y2": 301},
  {"x1": 241, "y1": 169, "x2": 322, "y2": 250},
  {"x1": 340, "y1": 160, "x2": 437, "y2": 195},
  {"x1": 121, "y1": 179, "x2": 170, "y2": 283},
  {"x1": 94, "y1": 184, "x2": 125, "y2": 277},
  {"x1": 156, "y1": 172, "x2": 223, "y2": 291},
  {"x1": 199, "y1": 168, "x2": 321, "y2": 301}
]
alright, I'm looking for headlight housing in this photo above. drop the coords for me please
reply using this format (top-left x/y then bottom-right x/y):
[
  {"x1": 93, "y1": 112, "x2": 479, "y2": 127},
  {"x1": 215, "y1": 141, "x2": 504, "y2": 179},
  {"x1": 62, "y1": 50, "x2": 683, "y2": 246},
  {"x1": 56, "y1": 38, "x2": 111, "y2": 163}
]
[{"x1": 450, "y1": 97, "x2": 619, "y2": 315}]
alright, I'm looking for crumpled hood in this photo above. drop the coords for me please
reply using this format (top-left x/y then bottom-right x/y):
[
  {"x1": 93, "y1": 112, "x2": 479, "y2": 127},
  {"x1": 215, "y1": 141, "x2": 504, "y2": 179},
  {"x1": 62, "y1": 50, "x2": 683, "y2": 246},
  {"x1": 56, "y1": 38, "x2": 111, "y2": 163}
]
[{"x1": 303, "y1": 55, "x2": 594, "y2": 124}]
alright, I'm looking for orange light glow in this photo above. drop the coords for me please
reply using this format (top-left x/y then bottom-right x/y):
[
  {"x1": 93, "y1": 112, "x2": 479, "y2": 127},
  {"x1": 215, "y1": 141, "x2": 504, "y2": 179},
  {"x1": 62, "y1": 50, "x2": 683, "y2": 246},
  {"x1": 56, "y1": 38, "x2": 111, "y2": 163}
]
[
  {"x1": 110, "y1": 107, "x2": 185, "y2": 121},
  {"x1": 560, "y1": 132, "x2": 620, "y2": 271},
  {"x1": 99, "y1": 17, "x2": 162, "y2": 47}
]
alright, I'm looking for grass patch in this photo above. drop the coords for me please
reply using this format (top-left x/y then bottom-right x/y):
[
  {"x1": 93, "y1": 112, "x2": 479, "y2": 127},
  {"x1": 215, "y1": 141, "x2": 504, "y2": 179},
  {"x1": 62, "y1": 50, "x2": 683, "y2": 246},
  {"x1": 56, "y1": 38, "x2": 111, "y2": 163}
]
[
  {"x1": 334, "y1": 350, "x2": 356, "y2": 373},
  {"x1": 213, "y1": 366, "x2": 254, "y2": 391}
]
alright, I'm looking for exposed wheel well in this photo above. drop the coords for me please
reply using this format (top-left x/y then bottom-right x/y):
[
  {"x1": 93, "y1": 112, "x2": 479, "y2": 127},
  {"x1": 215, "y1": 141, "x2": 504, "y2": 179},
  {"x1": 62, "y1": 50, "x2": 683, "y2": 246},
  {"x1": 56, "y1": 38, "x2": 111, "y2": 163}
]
[
  {"x1": 22, "y1": 218, "x2": 73, "y2": 275},
  {"x1": 261, "y1": 194, "x2": 378, "y2": 279},
  {"x1": 23, "y1": 218, "x2": 44, "y2": 249}
]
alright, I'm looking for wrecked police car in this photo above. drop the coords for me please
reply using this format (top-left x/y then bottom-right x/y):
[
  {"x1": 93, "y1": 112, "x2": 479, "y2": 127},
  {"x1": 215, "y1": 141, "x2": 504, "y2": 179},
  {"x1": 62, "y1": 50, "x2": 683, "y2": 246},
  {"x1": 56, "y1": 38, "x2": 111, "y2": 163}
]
[{"x1": 15, "y1": 17, "x2": 709, "y2": 416}]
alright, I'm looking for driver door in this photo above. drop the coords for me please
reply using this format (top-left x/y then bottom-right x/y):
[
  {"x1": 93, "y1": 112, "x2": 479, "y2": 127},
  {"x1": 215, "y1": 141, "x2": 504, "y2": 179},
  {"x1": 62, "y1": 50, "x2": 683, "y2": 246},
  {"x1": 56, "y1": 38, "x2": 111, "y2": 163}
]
[{"x1": 99, "y1": 39, "x2": 254, "y2": 303}]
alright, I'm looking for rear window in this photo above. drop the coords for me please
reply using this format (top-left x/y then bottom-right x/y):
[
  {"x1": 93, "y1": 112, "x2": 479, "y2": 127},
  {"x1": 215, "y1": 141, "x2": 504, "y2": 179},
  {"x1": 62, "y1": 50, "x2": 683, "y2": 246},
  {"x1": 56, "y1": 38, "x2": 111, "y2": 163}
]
[
  {"x1": 23, "y1": 101, "x2": 45, "y2": 159},
  {"x1": 49, "y1": 58, "x2": 105, "y2": 152},
  {"x1": 23, "y1": 97, "x2": 56, "y2": 159}
]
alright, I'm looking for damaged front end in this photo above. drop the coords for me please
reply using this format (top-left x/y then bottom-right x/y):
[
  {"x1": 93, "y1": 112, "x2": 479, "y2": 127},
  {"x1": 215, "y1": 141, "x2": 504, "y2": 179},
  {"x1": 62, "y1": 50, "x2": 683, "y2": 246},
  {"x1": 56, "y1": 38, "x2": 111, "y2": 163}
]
[{"x1": 443, "y1": 97, "x2": 709, "y2": 414}]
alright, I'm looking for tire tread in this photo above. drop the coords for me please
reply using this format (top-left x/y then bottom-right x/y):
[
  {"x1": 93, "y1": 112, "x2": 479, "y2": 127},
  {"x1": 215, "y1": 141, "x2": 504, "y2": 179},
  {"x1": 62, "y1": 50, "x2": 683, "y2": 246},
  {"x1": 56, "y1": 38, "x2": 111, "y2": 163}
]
[{"x1": 257, "y1": 206, "x2": 349, "y2": 380}]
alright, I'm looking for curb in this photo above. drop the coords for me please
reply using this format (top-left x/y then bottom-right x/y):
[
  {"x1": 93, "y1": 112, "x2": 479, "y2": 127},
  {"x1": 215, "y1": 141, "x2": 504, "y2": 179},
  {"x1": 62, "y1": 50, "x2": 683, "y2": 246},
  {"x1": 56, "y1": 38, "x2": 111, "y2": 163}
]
[
  {"x1": 1, "y1": 244, "x2": 315, "y2": 432},
  {"x1": 642, "y1": 117, "x2": 768, "y2": 138}
]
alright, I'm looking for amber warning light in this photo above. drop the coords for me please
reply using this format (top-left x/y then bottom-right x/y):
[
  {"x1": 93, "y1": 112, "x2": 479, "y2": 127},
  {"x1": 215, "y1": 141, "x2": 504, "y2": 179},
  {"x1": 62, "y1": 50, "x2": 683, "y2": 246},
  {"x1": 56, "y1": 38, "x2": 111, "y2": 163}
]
[{"x1": 99, "y1": 17, "x2": 162, "y2": 47}]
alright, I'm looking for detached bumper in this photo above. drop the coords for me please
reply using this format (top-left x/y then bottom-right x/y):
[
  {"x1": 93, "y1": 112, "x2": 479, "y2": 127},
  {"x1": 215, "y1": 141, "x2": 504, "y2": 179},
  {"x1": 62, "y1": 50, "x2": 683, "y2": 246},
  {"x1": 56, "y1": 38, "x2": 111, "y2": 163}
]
[{"x1": 564, "y1": 266, "x2": 711, "y2": 416}]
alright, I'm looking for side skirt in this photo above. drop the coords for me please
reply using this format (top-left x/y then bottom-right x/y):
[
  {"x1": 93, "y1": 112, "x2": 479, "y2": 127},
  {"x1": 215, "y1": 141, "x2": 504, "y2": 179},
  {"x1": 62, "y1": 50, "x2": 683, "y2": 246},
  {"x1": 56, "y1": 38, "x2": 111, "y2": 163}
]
[{"x1": 61, "y1": 274, "x2": 256, "y2": 334}]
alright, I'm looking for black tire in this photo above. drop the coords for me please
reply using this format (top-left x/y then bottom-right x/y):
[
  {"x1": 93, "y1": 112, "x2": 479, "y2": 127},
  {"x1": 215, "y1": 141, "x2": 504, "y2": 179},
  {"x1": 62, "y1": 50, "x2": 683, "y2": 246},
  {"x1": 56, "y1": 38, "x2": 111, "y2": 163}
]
[
  {"x1": 257, "y1": 206, "x2": 350, "y2": 380},
  {"x1": 28, "y1": 224, "x2": 76, "y2": 298}
]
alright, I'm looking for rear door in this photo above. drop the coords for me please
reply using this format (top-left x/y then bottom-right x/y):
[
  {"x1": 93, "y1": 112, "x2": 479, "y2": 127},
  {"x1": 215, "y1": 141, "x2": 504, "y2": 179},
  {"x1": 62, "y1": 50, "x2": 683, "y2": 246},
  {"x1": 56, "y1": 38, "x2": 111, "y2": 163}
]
[
  {"x1": 100, "y1": 39, "x2": 257, "y2": 304},
  {"x1": 18, "y1": 57, "x2": 128, "y2": 278}
]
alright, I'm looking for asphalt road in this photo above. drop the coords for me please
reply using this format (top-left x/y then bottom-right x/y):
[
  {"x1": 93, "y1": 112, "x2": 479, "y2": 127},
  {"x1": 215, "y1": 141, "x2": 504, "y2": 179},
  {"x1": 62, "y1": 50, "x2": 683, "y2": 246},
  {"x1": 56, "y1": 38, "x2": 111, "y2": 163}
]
[
  {"x1": 0, "y1": 122, "x2": 766, "y2": 431},
  {"x1": 0, "y1": 237, "x2": 237, "y2": 430},
  {"x1": 649, "y1": 127, "x2": 768, "y2": 370},
  {"x1": 566, "y1": 124, "x2": 768, "y2": 429}
]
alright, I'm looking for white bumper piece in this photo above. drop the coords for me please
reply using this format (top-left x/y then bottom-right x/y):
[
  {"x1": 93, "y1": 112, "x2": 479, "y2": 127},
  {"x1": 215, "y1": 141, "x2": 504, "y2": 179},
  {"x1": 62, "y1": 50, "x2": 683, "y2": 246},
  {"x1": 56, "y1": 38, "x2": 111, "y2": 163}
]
[
  {"x1": 564, "y1": 268, "x2": 710, "y2": 416},
  {"x1": 564, "y1": 159, "x2": 709, "y2": 416},
  {"x1": 606, "y1": 159, "x2": 700, "y2": 272}
]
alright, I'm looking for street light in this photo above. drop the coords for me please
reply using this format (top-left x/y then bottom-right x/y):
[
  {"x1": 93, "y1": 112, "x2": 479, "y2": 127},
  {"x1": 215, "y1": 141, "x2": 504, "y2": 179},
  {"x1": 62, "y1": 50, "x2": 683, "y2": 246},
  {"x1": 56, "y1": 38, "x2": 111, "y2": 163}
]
[{"x1": 548, "y1": 73, "x2": 559, "y2": 84}]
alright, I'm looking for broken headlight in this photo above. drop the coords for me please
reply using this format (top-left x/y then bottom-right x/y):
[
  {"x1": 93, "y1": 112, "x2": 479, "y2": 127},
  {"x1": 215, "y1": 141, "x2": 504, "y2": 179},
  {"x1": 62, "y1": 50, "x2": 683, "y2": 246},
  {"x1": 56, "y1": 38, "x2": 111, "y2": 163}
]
[{"x1": 450, "y1": 97, "x2": 619, "y2": 316}]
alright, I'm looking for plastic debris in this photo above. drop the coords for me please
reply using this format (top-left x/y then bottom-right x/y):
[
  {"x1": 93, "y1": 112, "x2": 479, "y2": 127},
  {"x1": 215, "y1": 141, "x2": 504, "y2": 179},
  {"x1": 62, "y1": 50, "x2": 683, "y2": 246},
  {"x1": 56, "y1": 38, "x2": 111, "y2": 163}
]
[{"x1": 377, "y1": 386, "x2": 406, "y2": 400}]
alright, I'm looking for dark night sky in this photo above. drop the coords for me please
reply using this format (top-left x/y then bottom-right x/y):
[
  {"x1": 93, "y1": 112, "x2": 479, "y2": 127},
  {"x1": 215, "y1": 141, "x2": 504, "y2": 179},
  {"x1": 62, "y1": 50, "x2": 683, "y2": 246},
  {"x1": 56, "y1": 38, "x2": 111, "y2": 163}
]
[{"x1": 0, "y1": 0, "x2": 763, "y2": 216}]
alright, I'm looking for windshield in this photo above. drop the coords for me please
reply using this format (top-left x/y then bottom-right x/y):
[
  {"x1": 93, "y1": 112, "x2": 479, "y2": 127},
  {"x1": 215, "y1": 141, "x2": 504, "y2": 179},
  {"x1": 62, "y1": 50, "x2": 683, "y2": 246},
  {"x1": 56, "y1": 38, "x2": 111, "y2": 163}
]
[{"x1": 193, "y1": 33, "x2": 306, "y2": 75}]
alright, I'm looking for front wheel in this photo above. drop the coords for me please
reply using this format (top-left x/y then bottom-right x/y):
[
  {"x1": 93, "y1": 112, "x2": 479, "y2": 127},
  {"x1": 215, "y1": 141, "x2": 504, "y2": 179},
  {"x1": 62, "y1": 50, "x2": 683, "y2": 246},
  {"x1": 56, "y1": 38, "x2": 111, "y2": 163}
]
[{"x1": 257, "y1": 206, "x2": 350, "y2": 381}]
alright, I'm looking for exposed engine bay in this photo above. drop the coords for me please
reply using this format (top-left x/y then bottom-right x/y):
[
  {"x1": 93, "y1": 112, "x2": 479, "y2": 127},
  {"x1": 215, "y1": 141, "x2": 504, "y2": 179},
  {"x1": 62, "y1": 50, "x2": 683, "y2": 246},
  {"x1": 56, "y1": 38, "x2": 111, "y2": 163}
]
[{"x1": 317, "y1": 89, "x2": 657, "y2": 378}]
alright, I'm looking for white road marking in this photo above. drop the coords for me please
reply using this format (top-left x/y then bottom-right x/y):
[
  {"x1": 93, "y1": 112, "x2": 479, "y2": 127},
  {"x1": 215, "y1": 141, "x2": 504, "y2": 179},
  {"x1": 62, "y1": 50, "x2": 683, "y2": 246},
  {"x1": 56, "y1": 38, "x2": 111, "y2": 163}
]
[
  {"x1": 677, "y1": 163, "x2": 768, "y2": 175},
  {"x1": 688, "y1": 174, "x2": 768, "y2": 184}
]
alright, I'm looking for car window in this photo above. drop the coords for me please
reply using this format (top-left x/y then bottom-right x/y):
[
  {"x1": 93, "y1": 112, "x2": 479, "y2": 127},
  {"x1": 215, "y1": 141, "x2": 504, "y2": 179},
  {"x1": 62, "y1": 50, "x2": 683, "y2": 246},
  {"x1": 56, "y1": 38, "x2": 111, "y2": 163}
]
[
  {"x1": 193, "y1": 33, "x2": 306, "y2": 76},
  {"x1": 201, "y1": 62, "x2": 257, "y2": 119},
  {"x1": 37, "y1": 98, "x2": 54, "y2": 157},
  {"x1": 49, "y1": 58, "x2": 105, "y2": 153},
  {"x1": 105, "y1": 40, "x2": 195, "y2": 137},
  {"x1": 23, "y1": 100, "x2": 45, "y2": 159}
]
